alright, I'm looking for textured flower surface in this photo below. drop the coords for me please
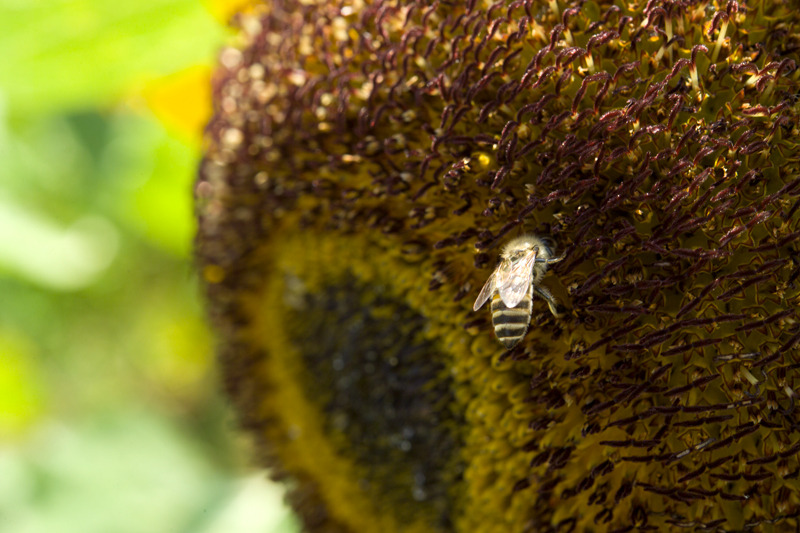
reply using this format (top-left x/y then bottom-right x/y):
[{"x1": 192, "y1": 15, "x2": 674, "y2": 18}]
[{"x1": 196, "y1": 0, "x2": 800, "y2": 531}]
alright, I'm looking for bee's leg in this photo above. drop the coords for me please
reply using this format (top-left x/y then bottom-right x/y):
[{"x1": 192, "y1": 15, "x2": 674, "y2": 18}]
[
  {"x1": 534, "y1": 285, "x2": 560, "y2": 317},
  {"x1": 534, "y1": 253, "x2": 566, "y2": 264}
]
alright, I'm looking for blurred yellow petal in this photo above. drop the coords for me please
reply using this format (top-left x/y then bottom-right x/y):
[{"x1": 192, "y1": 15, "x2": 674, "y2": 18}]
[
  {"x1": 0, "y1": 332, "x2": 44, "y2": 438},
  {"x1": 141, "y1": 65, "x2": 212, "y2": 147},
  {"x1": 202, "y1": 0, "x2": 257, "y2": 24}
]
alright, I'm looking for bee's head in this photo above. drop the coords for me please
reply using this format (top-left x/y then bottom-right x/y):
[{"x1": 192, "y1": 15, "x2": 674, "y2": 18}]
[{"x1": 501, "y1": 235, "x2": 552, "y2": 260}]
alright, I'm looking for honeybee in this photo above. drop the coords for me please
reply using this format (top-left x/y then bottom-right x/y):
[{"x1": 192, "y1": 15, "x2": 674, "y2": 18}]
[{"x1": 473, "y1": 235, "x2": 564, "y2": 349}]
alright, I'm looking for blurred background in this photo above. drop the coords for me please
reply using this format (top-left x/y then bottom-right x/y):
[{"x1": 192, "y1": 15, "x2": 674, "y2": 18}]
[{"x1": 0, "y1": 1, "x2": 298, "y2": 531}]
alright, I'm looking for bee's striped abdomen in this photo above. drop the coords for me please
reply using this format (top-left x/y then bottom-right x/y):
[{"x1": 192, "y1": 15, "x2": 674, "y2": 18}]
[{"x1": 490, "y1": 291, "x2": 533, "y2": 349}]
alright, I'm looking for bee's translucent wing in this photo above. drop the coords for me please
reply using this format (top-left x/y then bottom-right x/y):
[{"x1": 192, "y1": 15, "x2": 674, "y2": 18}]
[
  {"x1": 497, "y1": 249, "x2": 537, "y2": 308},
  {"x1": 473, "y1": 270, "x2": 497, "y2": 311}
]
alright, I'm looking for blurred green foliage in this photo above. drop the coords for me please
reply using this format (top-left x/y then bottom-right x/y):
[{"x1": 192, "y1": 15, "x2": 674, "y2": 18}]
[{"x1": 0, "y1": 1, "x2": 298, "y2": 532}]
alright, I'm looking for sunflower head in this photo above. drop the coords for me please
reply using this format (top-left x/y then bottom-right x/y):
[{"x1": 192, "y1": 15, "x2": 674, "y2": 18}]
[{"x1": 197, "y1": 1, "x2": 800, "y2": 530}]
